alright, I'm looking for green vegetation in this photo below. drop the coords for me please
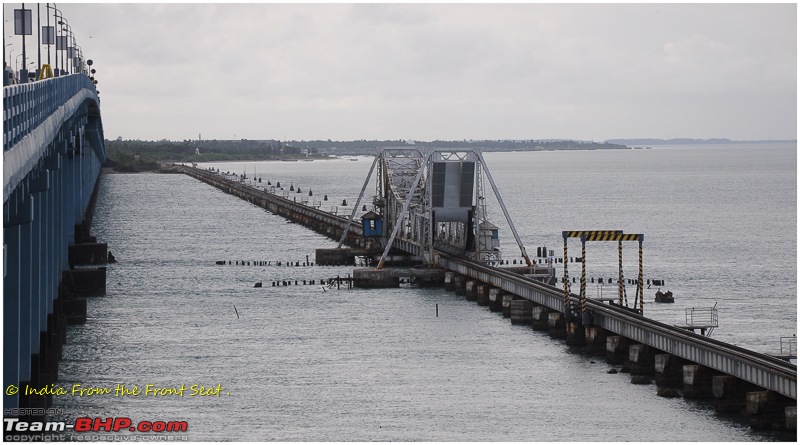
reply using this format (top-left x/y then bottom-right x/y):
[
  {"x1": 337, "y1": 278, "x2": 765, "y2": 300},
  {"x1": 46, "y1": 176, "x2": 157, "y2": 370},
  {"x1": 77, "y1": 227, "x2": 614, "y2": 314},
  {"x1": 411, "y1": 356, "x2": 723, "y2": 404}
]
[{"x1": 103, "y1": 138, "x2": 629, "y2": 172}]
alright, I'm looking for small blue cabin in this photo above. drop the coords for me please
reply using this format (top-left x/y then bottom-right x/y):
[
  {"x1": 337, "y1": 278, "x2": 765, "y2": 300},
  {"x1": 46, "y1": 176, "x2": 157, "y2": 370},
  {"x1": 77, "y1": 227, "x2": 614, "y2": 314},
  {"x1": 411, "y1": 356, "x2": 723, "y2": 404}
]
[{"x1": 361, "y1": 211, "x2": 383, "y2": 237}]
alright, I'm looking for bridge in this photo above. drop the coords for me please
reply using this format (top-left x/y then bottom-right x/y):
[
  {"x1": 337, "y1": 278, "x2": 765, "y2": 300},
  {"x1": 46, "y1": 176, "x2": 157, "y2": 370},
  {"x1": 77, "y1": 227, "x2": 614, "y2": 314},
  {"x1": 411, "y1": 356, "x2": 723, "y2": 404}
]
[
  {"x1": 174, "y1": 146, "x2": 795, "y2": 431},
  {"x1": 3, "y1": 72, "x2": 107, "y2": 413}
]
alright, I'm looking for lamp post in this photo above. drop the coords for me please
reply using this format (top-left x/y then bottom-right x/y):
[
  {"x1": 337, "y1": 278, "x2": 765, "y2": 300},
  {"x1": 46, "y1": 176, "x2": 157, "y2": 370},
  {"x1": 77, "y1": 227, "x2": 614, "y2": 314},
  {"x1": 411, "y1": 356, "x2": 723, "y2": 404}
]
[{"x1": 14, "y1": 4, "x2": 32, "y2": 83}]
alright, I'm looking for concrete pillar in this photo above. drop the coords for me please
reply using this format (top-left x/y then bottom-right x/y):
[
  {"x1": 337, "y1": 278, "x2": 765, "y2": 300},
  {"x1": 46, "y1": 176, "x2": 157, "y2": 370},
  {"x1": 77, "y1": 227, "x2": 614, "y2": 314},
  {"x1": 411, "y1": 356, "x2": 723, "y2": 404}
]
[
  {"x1": 488, "y1": 288, "x2": 504, "y2": 312},
  {"x1": 510, "y1": 299, "x2": 533, "y2": 325},
  {"x1": 584, "y1": 326, "x2": 608, "y2": 355},
  {"x1": 712, "y1": 375, "x2": 760, "y2": 414},
  {"x1": 746, "y1": 391, "x2": 795, "y2": 431},
  {"x1": 565, "y1": 321, "x2": 586, "y2": 346},
  {"x1": 476, "y1": 284, "x2": 490, "y2": 306},
  {"x1": 654, "y1": 353, "x2": 687, "y2": 386},
  {"x1": 547, "y1": 312, "x2": 566, "y2": 339},
  {"x1": 627, "y1": 344, "x2": 656, "y2": 375},
  {"x1": 501, "y1": 294, "x2": 515, "y2": 318},
  {"x1": 444, "y1": 272, "x2": 456, "y2": 291},
  {"x1": 453, "y1": 276, "x2": 466, "y2": 296},
  {"x1": 606, "y1": 335, "x2": 630, "y2": 365},
  {"x1": 683, "y1": 364, "x2": 715, "y2": 399},
  {"x1": 65, "y1": 267, "x2": 107, "y2": 297},
  {"x1": 786, "y1": 406, "x2": 796, "y2": 431},
  {"x1": 352, "y1": 269, "x2": 399, "y2": 288},
  {"x1": 531, "y1": 305, "x2": 550, "y2": 331},
  {"x1": 465, "y1": 280, "x2": 478, "y2": 302}
]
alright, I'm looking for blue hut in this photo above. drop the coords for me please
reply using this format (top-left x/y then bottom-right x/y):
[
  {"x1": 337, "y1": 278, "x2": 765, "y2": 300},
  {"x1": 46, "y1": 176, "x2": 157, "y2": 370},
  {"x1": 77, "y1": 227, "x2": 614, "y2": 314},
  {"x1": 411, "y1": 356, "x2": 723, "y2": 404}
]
[{"x1": 361, "y1": 211, "x2": 383, "y2": 237}]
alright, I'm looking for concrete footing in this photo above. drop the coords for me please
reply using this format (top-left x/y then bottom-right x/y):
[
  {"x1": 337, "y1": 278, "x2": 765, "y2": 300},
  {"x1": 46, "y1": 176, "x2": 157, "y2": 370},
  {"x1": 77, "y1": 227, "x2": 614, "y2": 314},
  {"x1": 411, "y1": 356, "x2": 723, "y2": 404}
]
[
  {"x1": 63, "y1": 268, "x2": 106, "y2": 297},
  {"x1": 315, "y1": 248, "x2": 355, "y2": 266},
  {"x1": 352, "y1": 269, "x2": 399, "y2": 288}
]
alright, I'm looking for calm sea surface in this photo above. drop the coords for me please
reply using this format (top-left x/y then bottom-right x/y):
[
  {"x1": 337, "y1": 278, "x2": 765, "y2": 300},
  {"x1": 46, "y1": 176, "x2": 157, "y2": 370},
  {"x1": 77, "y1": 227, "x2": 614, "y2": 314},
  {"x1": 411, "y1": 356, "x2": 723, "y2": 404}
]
[{"x1": 52, "y1": 143, "x2": 796, "y2": 441}]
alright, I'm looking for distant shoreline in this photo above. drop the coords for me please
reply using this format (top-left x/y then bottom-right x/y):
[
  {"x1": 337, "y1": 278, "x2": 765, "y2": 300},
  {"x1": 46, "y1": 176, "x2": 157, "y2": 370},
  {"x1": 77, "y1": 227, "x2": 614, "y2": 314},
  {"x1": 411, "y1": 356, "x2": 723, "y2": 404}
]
[{"x1": 606, "y1": 138, "x2": 795, "y2": 146}]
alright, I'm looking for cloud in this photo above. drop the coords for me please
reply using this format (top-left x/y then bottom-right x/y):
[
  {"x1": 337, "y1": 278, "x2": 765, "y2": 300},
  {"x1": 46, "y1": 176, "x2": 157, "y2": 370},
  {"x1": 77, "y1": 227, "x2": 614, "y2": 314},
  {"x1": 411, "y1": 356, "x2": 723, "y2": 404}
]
[{"x1": 5, "y1": 3, "x2": 794, "y2": 141}]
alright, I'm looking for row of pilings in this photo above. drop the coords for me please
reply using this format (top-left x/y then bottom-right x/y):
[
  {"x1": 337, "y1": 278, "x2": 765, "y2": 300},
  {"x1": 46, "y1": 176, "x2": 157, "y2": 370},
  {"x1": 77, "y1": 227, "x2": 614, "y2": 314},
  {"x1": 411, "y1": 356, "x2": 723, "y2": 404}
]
[{"x1": 443, "y1": 271, "x2": 796, "y2": 433}]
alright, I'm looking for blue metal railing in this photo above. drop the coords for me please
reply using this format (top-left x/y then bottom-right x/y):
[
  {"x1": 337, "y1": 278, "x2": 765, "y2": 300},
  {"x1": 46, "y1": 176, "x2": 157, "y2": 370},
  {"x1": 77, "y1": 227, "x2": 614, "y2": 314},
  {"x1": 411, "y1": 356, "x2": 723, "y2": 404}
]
[{"x1": 3, "y1": 74, "x2": 99, "y2": 151}]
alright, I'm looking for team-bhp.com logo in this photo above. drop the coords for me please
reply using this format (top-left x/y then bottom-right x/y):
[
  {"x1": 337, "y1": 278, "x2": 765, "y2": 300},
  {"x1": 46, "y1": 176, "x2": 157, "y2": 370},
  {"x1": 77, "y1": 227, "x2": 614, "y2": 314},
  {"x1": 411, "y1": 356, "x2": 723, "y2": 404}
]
[{"x1": 5, "y1": 417, "x2": 189, "y2": 433}]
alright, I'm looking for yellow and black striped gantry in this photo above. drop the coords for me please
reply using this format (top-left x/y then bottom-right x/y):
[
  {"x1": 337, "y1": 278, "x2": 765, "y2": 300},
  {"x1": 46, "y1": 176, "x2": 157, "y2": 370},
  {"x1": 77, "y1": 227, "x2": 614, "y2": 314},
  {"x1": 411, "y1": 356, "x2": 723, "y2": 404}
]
[{"x1": 561, "y1": 230, "x2": 644, "y2": 322}]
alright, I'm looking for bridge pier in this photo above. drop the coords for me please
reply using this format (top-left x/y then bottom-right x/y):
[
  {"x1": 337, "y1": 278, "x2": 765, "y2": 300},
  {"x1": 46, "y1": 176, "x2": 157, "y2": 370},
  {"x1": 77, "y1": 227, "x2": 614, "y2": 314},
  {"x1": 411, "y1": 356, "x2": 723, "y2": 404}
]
[
  {"x1": 476, "y1": 284, "x2": 490, "y2": 306},
  {"x1": 530, "y1": 305, "x2": 550, "y2": 331},
  {"x1": 627, "y1": 344, "x2": 656, "y2": 376},
  {"x1": 501, "y1": 294, "x2": 515, "y2": 318},
  {"x1": 682, "y1": 364, "x2": 721, "y2": 399},
  {"x1": 565, "y1": 321, "x2": 586, "y2": 346},
  {"x1": 488, "y1": 288, "x2": 504, "y2": 312},
  {"x1": 453, "y1": 276, "x2": 467, "y2": 296},
  {"x1": 654, "y1": 353, "x2": 688, "y2": 386},
  {"x1": 547, "y1": 312, "x2": 566, "y2": 339},
  {"x1": 510, "y1": 299, "x2": 533, "y2": 325},
  {"x1": 606, "y1": 335, "x2": 630, "y2": 365},
  {"x1": 465, "y1": 280, "x2": 478, "y2": 301},
  {"x1": 713, "y1": 375, "x2": 760, "y2": 414},
  {"x1": 746, "y1": 390, "x2": 796, "y2": 430},
  {"x1": 444, "y1": 272, "x2": 456, "y2": 291},
  {"x1": 584, "y1": 326, "x2": 608, "y2": 355}
]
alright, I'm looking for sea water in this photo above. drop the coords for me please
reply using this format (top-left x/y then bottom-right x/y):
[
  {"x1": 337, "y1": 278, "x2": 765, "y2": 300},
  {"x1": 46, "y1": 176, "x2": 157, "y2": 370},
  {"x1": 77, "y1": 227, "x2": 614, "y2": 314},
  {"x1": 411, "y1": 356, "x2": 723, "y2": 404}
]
[{"x1": 51, "y1": 143, "x2": 796, "y2": 441}]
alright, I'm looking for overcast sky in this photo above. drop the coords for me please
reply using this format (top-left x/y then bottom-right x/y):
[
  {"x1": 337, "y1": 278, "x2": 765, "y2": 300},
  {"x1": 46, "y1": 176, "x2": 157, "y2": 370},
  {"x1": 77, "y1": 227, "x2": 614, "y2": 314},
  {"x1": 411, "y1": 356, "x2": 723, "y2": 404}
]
[{"x1": 3, "y1": 2, "x2": 797, "y2": 142}]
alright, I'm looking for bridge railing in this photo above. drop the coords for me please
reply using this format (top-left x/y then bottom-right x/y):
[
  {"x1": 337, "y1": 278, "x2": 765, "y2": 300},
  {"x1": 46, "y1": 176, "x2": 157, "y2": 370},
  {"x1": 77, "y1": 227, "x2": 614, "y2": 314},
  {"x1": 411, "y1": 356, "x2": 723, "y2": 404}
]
[{"x1": 3, "y1": 74, "x2": 98, "y2": 150}]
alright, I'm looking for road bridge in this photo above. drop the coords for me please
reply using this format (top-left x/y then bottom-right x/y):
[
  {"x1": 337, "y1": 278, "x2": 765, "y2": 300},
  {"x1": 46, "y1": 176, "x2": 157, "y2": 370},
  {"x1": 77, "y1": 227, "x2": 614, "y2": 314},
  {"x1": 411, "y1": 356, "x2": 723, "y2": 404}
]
[{"x1": 3, "y1": 72, "x2": 107, "y2": 412}]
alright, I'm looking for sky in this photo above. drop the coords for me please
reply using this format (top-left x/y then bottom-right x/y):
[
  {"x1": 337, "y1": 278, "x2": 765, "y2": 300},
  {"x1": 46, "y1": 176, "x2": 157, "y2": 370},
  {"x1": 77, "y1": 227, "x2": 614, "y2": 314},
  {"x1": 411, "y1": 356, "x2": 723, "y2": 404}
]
[{"x1": 3, "y1": 2, "x2": 797, "y2": 142}]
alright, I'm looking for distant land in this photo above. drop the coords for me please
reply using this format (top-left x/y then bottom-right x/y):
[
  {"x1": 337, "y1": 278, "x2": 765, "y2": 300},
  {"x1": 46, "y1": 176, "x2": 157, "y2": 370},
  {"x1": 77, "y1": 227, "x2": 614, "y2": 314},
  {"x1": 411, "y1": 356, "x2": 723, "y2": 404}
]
[
  {"x1": 103, "y1": 137, "x2": 795, "y2": 172},
  {"x1": 103, "y1": 138, "x2": 629, "y2": 171},
  {"x1": 606, "y1": 138, "x2": 796, "y2": 145}
]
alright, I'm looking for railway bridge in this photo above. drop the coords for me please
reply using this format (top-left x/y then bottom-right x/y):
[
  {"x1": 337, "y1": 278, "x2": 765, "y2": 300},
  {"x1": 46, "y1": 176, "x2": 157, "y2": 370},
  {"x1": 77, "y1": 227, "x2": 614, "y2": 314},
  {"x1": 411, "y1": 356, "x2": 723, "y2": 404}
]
[{"x1": 176, "y1": 146, "x2": 795, "y2": 431}]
